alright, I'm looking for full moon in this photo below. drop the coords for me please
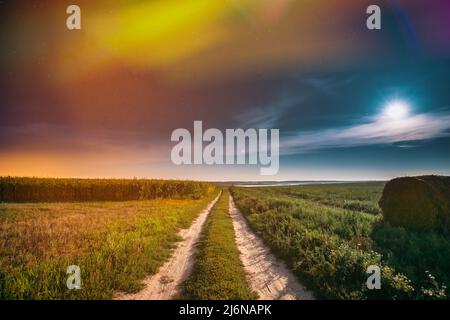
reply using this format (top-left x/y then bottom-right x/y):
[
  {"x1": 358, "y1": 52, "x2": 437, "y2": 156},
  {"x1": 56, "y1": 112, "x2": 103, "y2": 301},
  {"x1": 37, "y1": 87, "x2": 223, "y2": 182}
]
[{"x1": 383, "y1": 100, "x2": 410, "y2": 120}]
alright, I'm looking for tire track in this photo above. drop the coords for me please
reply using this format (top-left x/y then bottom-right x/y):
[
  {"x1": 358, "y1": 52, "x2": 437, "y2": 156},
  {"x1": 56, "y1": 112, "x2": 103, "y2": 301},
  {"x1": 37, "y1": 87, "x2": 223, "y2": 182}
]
[
  {"x1": 229, "y1": 195, "x2": 315, "y2": 300},
  {"x1": 115, "y1": 192, "x2": 221, "y2": 300}
]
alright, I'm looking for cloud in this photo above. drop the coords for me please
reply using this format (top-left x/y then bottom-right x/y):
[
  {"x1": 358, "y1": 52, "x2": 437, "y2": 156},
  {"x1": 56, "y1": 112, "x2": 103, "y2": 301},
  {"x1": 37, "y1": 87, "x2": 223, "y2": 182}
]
[
  {"x1": 300, "y1": 76, "x2": 355, "y2": 96},
  {"x1": 282, "y1": 110, "x2": 450, "y2": 154},
  {"x1": 237, "y1": 95, "x2": 304, "y2": 129}
]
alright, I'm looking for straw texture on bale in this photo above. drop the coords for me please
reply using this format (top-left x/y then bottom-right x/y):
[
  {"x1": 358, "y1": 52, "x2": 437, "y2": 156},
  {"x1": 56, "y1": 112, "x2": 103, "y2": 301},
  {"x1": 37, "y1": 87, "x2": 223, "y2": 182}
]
[{"x1": 379, "y1": 175, "x2": 450, "y2": 232}]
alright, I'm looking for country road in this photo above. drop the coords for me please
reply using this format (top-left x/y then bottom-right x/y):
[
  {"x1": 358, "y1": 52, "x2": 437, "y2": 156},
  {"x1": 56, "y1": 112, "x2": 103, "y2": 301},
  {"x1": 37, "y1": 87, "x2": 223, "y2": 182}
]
[
  {"x1": 115, "y1": 192, "x2": 221, "y2": 300},
  {"x1": 115, "y1": 191, "x2": 313, "y2": 300},
  {"x1": 229, "y1": 195, "x2": 315, "y2": 300}
]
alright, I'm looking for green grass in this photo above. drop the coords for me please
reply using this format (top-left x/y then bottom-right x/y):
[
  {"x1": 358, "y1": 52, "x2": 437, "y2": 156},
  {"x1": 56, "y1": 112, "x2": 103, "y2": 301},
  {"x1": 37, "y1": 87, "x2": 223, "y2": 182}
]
[
  {"x1": 0, "y1": 191, "x2": 217, "y2": 299},
  {"x1": 231, "y1": 184, "x2": 450, "y2": 300},
  {"x1": 181, "y1": 190, "x2": 256, "y2": 300},
  {"x1": 253, "y1": 182, "x2": 385, "y2": 214}
]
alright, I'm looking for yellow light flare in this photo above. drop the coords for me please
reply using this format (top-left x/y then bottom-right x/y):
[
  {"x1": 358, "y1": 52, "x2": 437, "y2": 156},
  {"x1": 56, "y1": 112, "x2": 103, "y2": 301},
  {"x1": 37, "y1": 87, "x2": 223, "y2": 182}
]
[
  {"x1": 49, "y1": 0, "x2": 368, "y2": 84},
  {"x1": 54, "y1": 0, "x2": 277, "y2": 81},
  {"x1": 89, "y1": 0, "x2": 233, "y2": 67}
]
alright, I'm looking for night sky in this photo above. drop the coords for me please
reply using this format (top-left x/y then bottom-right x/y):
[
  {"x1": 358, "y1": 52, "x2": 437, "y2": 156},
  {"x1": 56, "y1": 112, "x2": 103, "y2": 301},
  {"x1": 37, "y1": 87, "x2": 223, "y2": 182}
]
[{"x1": 1, "y1": 0, "x2": 449, "y2": 180}]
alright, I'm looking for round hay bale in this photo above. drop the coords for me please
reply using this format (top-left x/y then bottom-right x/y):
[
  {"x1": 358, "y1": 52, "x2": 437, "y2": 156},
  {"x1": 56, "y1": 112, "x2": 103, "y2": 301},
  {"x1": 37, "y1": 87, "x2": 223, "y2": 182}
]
[{"x1": 379, "y1": 175, "x2": 450, "y2": 232}]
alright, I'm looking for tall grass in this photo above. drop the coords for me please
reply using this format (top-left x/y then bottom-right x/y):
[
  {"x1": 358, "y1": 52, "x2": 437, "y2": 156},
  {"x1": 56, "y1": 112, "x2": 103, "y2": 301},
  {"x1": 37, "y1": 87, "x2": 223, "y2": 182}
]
[
  {"x1": 231, "y1": 185, "x2": 449, "y2": 299},
  {"x1": 181, "y1": 190, "x2": 256, "y2": 300},
  {"x1": 0, "y1": 191, "x2": 217, "y2": 299},
  {"x1": 0, "y1": 177, "x2": 214, "y2": 202}
]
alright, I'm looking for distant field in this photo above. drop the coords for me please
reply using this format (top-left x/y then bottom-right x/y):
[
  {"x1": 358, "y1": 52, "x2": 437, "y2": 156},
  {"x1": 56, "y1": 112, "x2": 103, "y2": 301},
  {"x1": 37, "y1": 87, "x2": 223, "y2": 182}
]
[
  {"x1": 0, "y1": 192, "x2": 216, "y2": 299},
  {"x1": 249, "y1": 182, "x2": 385, "y2": 214},
  {"x1": 231, "y1": 183, "x2": 450, "y2": 299}
]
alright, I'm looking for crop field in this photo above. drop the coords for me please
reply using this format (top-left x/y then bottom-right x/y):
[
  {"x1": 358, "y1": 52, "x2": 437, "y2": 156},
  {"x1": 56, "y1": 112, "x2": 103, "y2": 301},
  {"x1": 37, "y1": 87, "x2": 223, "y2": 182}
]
[
  {"x1": 0, "y1": 177, "x2": 213, "y2": 202},
  {"x1": 0, "y1": 183, "x2": 217, "y2": 299},
  {"x1": 231, "y1": 183, "x2": 450, "y2": 299}
]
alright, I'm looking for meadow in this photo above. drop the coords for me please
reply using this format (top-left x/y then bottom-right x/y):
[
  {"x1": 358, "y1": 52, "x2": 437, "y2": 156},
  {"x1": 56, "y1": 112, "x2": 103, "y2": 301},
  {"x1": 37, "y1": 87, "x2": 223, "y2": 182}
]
[
  {"x1": 0, "y1": 178, "x2": 217, "y2": 299},
  {"x1": 2, "y1": 177, "x2": 449, "y2": 300},
  {"x1": 254, "y1": 183, "x2": 384, "y2": 214},
  {"x1": 181, "y1": 190, "x2": 256, "y2": 300},
  {"x1": 231, "y1": 183, "x2": 450, "y2": 300}
]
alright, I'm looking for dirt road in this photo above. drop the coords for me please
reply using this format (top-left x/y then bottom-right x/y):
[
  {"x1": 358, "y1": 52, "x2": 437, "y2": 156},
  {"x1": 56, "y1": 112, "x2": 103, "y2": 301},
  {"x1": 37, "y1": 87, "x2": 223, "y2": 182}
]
[
  {"x1": 229, "y1": 195, "x2": 315, "y2": 300},
  {"x1": 116, "y1": 192, "x2": 221, "y2": 300}
]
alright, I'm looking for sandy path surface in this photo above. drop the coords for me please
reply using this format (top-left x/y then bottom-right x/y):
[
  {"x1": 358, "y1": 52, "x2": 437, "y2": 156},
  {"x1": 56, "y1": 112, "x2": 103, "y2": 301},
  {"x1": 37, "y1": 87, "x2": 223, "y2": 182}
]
[
  {"x1": 116, "y1": 192, "x2": 221, "y2": 300},
  {"x1": 229, "y1": 195, "x2": 315, "y2": 300}
]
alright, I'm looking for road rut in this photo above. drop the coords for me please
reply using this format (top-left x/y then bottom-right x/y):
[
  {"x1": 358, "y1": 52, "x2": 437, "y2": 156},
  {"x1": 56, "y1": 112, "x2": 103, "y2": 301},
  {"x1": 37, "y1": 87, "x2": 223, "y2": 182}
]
[
  {"x1": 115, "y1": 192, "x2": 221, "y2": 300},
  {"x1": 229, "y1": 195, "x2": 314, "y2": 300}
]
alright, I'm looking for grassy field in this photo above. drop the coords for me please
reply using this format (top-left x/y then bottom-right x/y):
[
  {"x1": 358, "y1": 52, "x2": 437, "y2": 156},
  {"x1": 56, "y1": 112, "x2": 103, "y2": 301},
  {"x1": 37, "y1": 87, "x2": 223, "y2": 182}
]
[
  {"x1": 181, "y1": 190, "x2": 256, "y2": 300},
  {"x1": 231, "y1": 183, "x2": 450, "y2": 300},
  {"x1": 0, "y1": 192, "x2": 217, "y2": 299},
  {"x1": 3, "y1": 178, "x2": 449, "y2": 300},
  {"x1": 252, "y1": 183, "x2": 385, "y2": 214}
]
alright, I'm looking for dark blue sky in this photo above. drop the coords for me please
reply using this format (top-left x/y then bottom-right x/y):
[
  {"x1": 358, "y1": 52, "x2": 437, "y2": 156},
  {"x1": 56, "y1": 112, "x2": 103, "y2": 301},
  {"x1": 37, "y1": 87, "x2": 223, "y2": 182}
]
[
  {"x1": 0, "y1": 0, "x2": 449, "y2": 179},
  {"x1": 244, "y1": 58, "x2": 450, "y2": 179}
]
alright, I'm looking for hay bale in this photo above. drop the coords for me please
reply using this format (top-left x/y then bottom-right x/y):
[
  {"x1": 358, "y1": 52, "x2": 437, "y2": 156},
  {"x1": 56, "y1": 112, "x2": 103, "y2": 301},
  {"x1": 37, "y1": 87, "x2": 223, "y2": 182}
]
[{"x1": 379, "y1": 175, "x2": 450, "y2": 232}]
